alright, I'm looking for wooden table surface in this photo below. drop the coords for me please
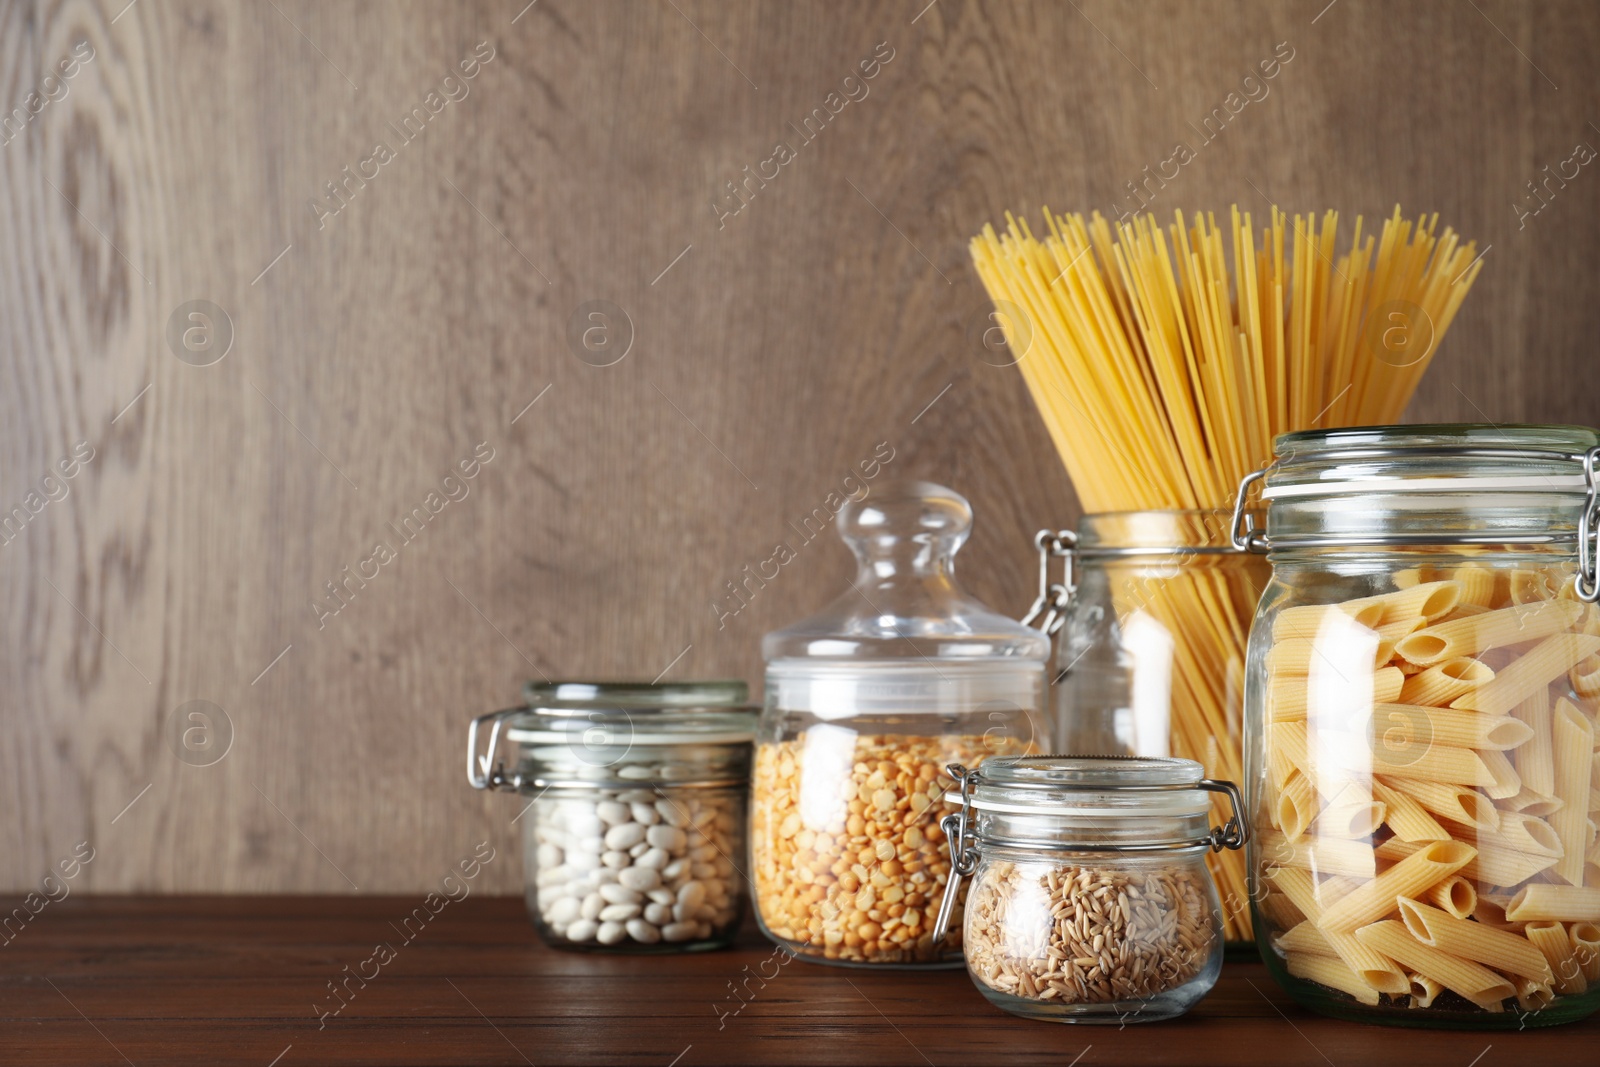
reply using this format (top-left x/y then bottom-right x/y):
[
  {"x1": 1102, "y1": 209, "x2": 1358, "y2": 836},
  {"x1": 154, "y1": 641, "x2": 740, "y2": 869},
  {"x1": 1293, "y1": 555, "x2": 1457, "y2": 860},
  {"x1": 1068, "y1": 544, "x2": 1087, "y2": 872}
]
[{"x1": 0, "y1": 897, "x2": 1593, "y2": 1066}]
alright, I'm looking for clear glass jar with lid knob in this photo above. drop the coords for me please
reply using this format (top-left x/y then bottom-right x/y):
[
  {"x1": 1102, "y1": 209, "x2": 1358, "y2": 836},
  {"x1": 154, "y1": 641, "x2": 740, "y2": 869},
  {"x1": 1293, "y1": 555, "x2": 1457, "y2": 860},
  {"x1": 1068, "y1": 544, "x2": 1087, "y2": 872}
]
[{"x1": 751, "y1": 481, "x2": 1051, "y2": 966}]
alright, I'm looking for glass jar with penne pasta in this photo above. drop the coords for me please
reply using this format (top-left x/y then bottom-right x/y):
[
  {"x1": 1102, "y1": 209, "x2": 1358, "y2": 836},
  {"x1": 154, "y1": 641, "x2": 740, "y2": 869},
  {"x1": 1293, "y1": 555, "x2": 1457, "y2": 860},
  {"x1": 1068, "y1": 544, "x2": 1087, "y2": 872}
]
[{"x1": 1235, "y1": 423, "x2": 1600, "y2": 1027}]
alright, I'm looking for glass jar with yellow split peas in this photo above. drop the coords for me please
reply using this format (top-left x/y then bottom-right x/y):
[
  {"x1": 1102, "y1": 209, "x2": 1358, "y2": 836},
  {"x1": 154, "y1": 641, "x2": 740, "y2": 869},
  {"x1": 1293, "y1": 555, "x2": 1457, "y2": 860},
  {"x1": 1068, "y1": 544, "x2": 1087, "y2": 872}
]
[
  {"x1": 752, "y1": 482, "x2": 1050, "y2": 966},
  {"x1": 1233, "y1": 424, "x2": 1600, "y2": 1028}
]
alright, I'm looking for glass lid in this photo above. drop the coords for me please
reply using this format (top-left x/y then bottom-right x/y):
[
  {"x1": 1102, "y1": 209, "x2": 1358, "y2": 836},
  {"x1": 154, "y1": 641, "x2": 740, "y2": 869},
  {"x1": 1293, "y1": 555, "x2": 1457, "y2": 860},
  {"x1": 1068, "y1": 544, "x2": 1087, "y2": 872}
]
[
  {"x1": 1265, "y1": 423, "x2": 1600, "y2": 498},
  {"x1": 506, "y1": 681, "x2": 757, "y2": 746},
  {"x1": 763, "y1": 481, "x2": 1050, "y2": 667},
  {"x1": 954, "y1": 755, "x2": 1212, "y2": 819}
]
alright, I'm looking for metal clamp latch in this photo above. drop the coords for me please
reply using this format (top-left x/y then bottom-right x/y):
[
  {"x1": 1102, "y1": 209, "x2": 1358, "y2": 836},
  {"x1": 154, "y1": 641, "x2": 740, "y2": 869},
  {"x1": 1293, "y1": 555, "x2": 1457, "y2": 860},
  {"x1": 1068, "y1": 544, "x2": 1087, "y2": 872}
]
[
  {"x1": 931, "y1": 763, "x2": 982, "y2": 944},
  {"x1": 1578, "y1": 446, "x2": 1600, "y2": 602},
  {"x1": 466, "y1": 707, "x2": 525, "y2": 791},
  {"x1": 1229, "y1": 467, "x2": 1270, "y2": 553},
  {"x1": 1198, "y1": 779, "x2": 1249, "y2": 852},
  {"x1": 1019, "y1": 529, "x2": 1076, "y2": 635}
]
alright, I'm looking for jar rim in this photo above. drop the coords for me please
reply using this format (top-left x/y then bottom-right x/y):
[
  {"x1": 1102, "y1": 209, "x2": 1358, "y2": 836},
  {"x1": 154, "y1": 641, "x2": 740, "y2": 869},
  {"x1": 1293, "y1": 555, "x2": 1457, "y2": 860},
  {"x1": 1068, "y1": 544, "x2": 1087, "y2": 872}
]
[
  {"x1": 952, "y1": 755, "x2": 1214, "y2": 823},
  {"x1": 508, "y1": 680, "x2": 757, "y2": 745}
]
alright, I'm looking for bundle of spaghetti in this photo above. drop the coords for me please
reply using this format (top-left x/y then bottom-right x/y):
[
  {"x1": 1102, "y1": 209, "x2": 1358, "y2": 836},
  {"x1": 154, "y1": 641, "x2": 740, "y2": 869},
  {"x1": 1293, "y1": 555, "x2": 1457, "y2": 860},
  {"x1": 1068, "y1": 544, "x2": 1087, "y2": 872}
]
[
  {"x1": 969, "y1": 206, "x2": 1484, "y2": 941},
  {"x1": 971, "y1": 206, "x2": 1483, "y2": 511}
]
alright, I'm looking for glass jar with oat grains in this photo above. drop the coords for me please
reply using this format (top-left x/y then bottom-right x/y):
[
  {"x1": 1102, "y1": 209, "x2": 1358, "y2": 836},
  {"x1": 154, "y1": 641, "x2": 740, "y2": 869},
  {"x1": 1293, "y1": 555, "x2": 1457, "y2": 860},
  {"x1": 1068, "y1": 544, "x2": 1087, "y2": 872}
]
[{"x1": 751, "y1": 481, "x2": 1050, "y2": 966}]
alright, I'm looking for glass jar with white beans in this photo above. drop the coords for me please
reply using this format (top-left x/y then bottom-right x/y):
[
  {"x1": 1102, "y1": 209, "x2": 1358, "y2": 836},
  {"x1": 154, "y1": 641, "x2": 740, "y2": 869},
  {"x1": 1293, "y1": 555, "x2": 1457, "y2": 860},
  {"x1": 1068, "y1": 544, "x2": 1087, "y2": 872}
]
[
  {"x1": 468, "y1": 681, "x2": 755, "y2": 952},
  {"x1": 1233, "y1": 425, "x2": 1600, "y2": 1027}
]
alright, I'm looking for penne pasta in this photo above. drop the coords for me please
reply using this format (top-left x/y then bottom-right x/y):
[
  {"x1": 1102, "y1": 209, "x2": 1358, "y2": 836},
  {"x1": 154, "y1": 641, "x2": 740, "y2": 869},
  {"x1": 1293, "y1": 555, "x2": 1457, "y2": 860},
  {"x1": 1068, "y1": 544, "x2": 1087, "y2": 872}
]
[
  {"x1": 1396, "y1": 898, "x2": 1552, "y2": 981},
  {"x1": 1423, "y1": 875, "x2": 1477, "y2": 919},
  {"x1": 1398, "y1": 657, "x2": 1495, "y2": 707},
  {"x1": 1407, "y1": 971, "x2": 1444, "y2": 1008},
  {"x1": 1261, "y1": 561, "x2": 1600, "y2": 1014},
  {"x1": 1445, "y1": 567, "x2": 1497, "y2": 609},
  {"x1": 1278, "y1": 770, "x2": 1315, "y2": 841},
  {"x1": 1571, "y1": 921, "x2": 1600, "y2": 981},
  {"x1": 1497, "y1": 786, "x2": 1562, "y2": 817},
  {"x1": 1451, "y1": 633, "x2": 1600, "y2": 715},
  {"x1": 1268, "y1": 636, "x2": 1389, "y2": 674},
  {"x1": 1552, "y1": 697, "x2": 1595, "y2": 885},
  {"x1": 1353, "y1": 920, "x2": 1514, "y2": 1010},
  {"x1": 1510, "y1": 688, "x2": 1556, "y2": 797},
  {"x1": 1525, "y1": 921, "x2": 1588, "y2": 995},
  {"x1": 1510, "y1": 568, "x2": 1564, "y2": 606},
  {"x1": 1379, "y1": 777, "x2": 1498, "y2": 829},
  {"x1": 1266, "y1": 867, "x2": 1407, "y2": 994},
  {"x1": 1377, "y1": 617, "x2": 1426, "y2": 644},
  {"x1": 1506, "y1": 884, "x2": 1600, "y2": 922},
  {"x1": 1475, "y1": 809, "x2": 1562, "y2": 858},
  {"x1": 1371, "y1": 742, "x2": 1495, "y2": 788},
  {"x1": 1286, "y1": 952, "x2": 1382, "y2": 1005},
  {"x1": 1571, "y1": 655, "x2": 1600, "y2": 698},
  {"x1": 1317, "y1": 841, "x2": 1475, "y2": 933},
  {"x1": 1276, "y1": 919, "x2": 1337, "y2": 957},
  {"x1": 1374, "y1": 836, "x2": 1558, "y2": 890},
  {"x1": 1344, "y1": 581, "x2": 1462, "y2": 626},
  {"x1": 1273, "y1": 601, "x2": 1386, "y2": 641},
  {"x1": 1259, "y1": 831, "x2": 1378, "y2": 879},
  {"x1": 1395, "y1": 600, "x2": 1584, "y2": 667},
  {"x1": 1478, "y1": 748, "x2": 1522, "y2": 801},
  {"x1": 1374, "y1": 703, "x2": 1532, "y2": 751},
  {"x1": 1268, "y1": 666, "x2": 1405, "y2": 721},
  {"x1": 1372, "y1": 779, "x2": 1449, "y2": 841},
  {"x1": 1513, "y1": 976, "x2": 1556, "y2": 1011}
]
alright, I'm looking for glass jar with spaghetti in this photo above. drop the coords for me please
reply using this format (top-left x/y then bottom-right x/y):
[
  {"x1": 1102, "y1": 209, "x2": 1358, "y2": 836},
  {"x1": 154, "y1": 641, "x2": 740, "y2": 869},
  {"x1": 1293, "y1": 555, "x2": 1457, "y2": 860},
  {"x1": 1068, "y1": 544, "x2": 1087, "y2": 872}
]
[
  {"x1": 1023, "y1": 511, "x2": 1270, "y2": 947},
  {"x1": 753, "y1": 482, "x2": 1049, "y2": 967},
  {"x1": 1233, "y1": 424, "x2": 1600, "y2": 1027}
]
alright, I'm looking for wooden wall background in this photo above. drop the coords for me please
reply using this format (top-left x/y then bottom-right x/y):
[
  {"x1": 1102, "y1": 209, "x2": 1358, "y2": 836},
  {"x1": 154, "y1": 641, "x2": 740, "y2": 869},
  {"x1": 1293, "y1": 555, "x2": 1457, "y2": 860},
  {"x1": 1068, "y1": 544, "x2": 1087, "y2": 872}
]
[{"x1": 2, "y1": 0, "x2": 1598, "y2": 894}]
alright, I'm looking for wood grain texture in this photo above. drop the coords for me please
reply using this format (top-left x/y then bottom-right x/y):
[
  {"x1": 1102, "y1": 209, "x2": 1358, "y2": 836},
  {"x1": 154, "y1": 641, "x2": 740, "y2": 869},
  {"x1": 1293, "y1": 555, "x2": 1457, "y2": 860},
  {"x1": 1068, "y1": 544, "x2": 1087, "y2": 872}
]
[
  {"x1": 1, "y1": 0, "x2": 1598, "y2": 893},
  {"x1": 2, "y1": 896, "x2": 1594, "y2": 1065}
]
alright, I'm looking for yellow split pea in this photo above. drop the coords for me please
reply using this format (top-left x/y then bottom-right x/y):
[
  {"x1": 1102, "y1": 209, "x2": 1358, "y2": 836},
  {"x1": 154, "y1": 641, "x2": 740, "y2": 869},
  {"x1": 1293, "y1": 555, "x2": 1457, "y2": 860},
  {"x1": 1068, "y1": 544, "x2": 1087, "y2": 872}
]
[{"x1": 750, "y1": 733, "x2": 1020, "y2": 964}]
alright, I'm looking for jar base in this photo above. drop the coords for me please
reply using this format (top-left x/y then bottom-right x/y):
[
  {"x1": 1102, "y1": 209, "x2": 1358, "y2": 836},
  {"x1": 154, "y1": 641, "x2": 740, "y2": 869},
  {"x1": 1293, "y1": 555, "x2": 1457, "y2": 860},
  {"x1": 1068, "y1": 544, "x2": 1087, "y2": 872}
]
[
  {"x1": 1261, "y1": 952, "x2": 1600, "y2": 1029},
  {"x1": 973, "y1": 978, "x2": 1210, "y2": 1024}
]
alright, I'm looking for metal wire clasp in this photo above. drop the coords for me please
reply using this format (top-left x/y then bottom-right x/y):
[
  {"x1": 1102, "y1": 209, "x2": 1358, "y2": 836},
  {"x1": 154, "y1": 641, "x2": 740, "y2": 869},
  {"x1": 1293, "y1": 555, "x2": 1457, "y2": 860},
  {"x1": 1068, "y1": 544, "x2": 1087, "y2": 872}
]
[
  {"x1": 466, "y1": 708, "x2": 525, "y2": 791},
  {"x1": 1230, "y1": 467, "x2": 1270, "y2": 553},
  {"x1": 932, "y1": 763, "x2": 982, "y2": 944},
  {"x1": 1019, "y1": 529, "x2": 1076, "y2": 635},
  {"x1": 1198, "y1": 779, "x2": 1249, "y2": 852},
  {"x1": 1577, "y1": 446, "x2": 1600, "y2": 603}
]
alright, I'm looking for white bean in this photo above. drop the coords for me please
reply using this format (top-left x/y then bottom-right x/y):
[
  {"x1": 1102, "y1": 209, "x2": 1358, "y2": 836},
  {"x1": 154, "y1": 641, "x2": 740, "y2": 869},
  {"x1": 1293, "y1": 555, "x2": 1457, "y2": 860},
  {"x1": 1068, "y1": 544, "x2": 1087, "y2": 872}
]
[
  {"x1": 625, "y1": 918, "x2": 661, "y2": 943},
  {"x1": 638, "y1": 848, "x2": 670, "y2": 871},
  {"x1": 656, "y1": 799, "x2": 689, "y2": 826},
  {"x1": 618, "y1": 867, "x2": 660, "y2": 892},
  {"x1": 647, "y1": 825, "x2": 687, "y2": 852},
  {"x1": 596, "y1": 801, "x2": 630, "y2": 826},
  {"x1": 596, "y1": 920, "x2": 627, "y2": 945},
  {"x1": 677, "y1": 880, "x2": 707, "y2": 914},
  {"x1": 598, "y1": 902, "x2": 641, "y2": 922},
  {"x1": 598, "y1": 883, "x2": 642, "y2": 905},
  {"x1": 580, "y1": 893, "x2": 605, "y2": 921},
  {"x1": 536, "y1": 844, "x2": 563, "y2": 868},
  {"x1": 630, "y1": 802, "x2": 660, "y2": 826},
  {"x1": 565, "y1": 919, "x2": 598, "y2": 942},
  {"x1": 662, "y1": 921, "x2": 699, "y2": 942},
  {"x1": 644, "y1": 903, "x2": 674, "y2": 925},
  {"x1": 602, "y1": 851, "x2": 631, "y2": 870},
  {"x1": 546, "y1": 896, "x2": 581, "y2": 924},
  {"x1": 647, "y1": 888, "x2": 676, "y2": 906},
  {"x1": 604, "y1": 823, "x2": 646, "y2": 851}
]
